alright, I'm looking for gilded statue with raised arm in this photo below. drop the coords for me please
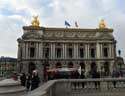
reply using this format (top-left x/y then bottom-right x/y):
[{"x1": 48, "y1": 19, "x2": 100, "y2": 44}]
[{"x1": 31, "y1": 15, "x2": 40, "y2": 26}]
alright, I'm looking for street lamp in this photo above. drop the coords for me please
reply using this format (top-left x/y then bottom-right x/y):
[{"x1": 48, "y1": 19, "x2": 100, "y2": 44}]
[
  {"x1": 118, "y1": 50, "x2": 122, "y2": 76},
  {"x1": 43, "y1": 48, "x2": 49, "y2": 81},
  {"x1": 4, "y1": 58, "x2": 7, "y2": 77},
  {"x1": 118, "y1": 50, "x2": 121, "y2": 57}
]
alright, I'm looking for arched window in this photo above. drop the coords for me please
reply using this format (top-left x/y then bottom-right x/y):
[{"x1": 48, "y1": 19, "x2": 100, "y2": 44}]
[
  {"x1": 91, "y1": 62, "x2": 97, "y2": 72},
  {"x1": 80, "y1": 62, "x2": 85, "y2": 69},
  {"x1": 56, "y1": 62, "x2": 62, "y2": 68},
  {"x1": 28, "y1": 62, "x2": 36, "y2": 74},
  {"x1": 68, "y1": 62, "x2": 73, "y2": 68}
]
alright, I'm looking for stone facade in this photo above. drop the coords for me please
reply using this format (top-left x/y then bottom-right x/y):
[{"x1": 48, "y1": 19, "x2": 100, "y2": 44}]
[
  {"x1": 0, "y1": 57, "x2": 17, "y2": 77},
  {"x1": 17, "y1": 26, "x2": 117, "y2": 80}
]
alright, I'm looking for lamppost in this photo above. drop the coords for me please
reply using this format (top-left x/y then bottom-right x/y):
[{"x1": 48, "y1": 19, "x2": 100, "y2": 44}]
[
  {"x1": 4, "y1": 58, "x2": 6, "y2": 77},
  {"x1": 118, "y1": 50, "x2": 121, "y2": 57},
  {"x1": 118, "y1": 50, "x2": 122, "y2": 76},
  {"x1": 43, "y1": 49, "x2": 49, "y2": 81}
]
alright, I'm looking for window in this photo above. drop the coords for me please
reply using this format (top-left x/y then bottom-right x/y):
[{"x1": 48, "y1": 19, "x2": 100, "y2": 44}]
[
  {"x1": 80, "y1": 62, "x2": 85, "y2": 70},
  {"x1": 56, "y1": 48, "x2": 61, "y2": 58},
  {"x1": 68, "y1": 48, "x2": 73, "y2": 58},
  {"x1": 44, "y1": 48, "x2": 49, "y2": 58},
  {"x1": 56, "y1": 62, "x2": 62, "y2": 68},
  {"x1": 103, "y1": 48, "x2": 108, "y2": 57},
  {"x1": 90, "y1": 48, "x2": 95, "y2": 58},
  {"x1": 28, "y1": 62, "x2": 36, "y2": 74},
  {"x1": 30, "y1": 48, "x2": 35, "y2": 57},
  {"x1": 79, "y1": 48, "x2": 84, "y2": 58}
]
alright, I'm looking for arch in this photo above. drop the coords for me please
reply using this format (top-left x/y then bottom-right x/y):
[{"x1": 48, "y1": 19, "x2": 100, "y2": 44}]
[
  {"x1": 91, "y1": 62, "x2": 97, "y2": 72},
  {"x1": 80, "y1": 62, "x2": 85, "y2": 69},
  {"x1": 28, "y1": 62, "x2": 36, "y2": 74},
  {"x1": 104, "y1": 62, "x2": 110, "y2": 76},
  {"x1": 44, "y1": 61, "x2": 49, "y2": 69},
  {"x1": 56, "y1": 62, "x2": 62, "y2": 68},
  {"x1": 68, "y1": 62, "x2": 74, "y2": 68}
]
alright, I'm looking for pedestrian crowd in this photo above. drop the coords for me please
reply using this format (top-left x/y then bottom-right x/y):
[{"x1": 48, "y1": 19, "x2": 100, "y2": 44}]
[
  {"x1": 18, "y1": 69, "x2": 123, "y2": 91},
  {"x1": 20, "y1": 70, "x2": 40, "y2": 91}
]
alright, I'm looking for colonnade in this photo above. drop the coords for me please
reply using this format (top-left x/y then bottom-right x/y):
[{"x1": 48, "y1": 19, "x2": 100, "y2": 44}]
[{"x1": 19, "y1": 42, "x2": 115, "y2": 60}]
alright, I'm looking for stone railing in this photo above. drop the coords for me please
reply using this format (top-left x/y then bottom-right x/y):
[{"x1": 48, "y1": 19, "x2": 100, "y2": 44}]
[
  {"x1": 25, "y1": 78, "x2": 125, "y2": 96},
  {"x1": 26, "y1": 80, "x2": 57, "y2": 96}
]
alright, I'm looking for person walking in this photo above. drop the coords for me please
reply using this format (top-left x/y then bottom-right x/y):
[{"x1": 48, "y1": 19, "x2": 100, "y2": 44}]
[
  {"x1": 92, "y1": 70, "x2": 100, "y2": 89},
  {"x1": 80, "y1": 71, "x2": 85, "y2": 88},
  {"x1": 20, "y1": 73, "x2": 26, "y2": 87},
  {"x1": 112, "y1": 70, "x2": 119, "y2": 88},
  {"x1": 31, "y1": 70, "x2": 40, "y2": 91},
  {"x1": 26, "y1": 74, "x2": 31, "y2": 91}
]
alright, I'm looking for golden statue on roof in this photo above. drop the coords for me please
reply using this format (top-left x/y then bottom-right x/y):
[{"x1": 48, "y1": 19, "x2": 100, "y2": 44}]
[
  {"x1": 99, "y1": 19, "x2": 106, "y2": 29},
  {"x1": 31, "y1": 15, "x2": 40, "y2": 27}
]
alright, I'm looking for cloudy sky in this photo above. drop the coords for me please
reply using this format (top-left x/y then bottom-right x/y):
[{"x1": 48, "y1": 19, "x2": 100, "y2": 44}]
[{"x1": 0, "y1": 0, "x2": 125, "y2": 58}]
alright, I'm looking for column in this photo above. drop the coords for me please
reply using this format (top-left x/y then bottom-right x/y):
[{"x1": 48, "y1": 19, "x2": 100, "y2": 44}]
[
  {"x1": 111, "y1": 43, "x2": 114, "y2": 58},
  {"x1": 100, "y1": 43, "x2": 102, "y2": 58},
  {"x1": 74, "y1": 43, "x2": 77, "y2": 59},
  {"x1": 53, "y1": 43, "x2": 55, "y2": 59},
  {"x1": 97, "y1": 61, "x2": 101, "y2": 72},
  {"x1": 87, "y1": 44, "x2": 90, "y2": 58},
  {"x1": 85, "y1": 44, "x2": 88, "y2": 59},
  {"x1": 51, "y1": 43, "x2": 53, "y2": 59},
  {"x1": 76, "y1": 44, "x2": 78, "y2": 59},
  {"x1": 96, "y1": 43, "x2": 100, "y2": 59},
  {"x1": 85, "y1": 62, "x2": 88, "y2": 76},
  {"x1": 22, "y1": 43, "x2": 25, "y2": 59},
  {"x1": 62, "y1": 43, "x2": 65, "y2": 59},
  {"x1": 39, "y1": 42, "x2": 43, "y2": 59},
  {"x1": 109, "y1": 44, "x2": 112, "y2": 58},
  {"x1": 36, "y1": 43, "x2": 39, "y2": 59},
  {"x1": 110, "y1": 61, "x2": 114, "y2": 75},
  {"x1": 28, "y1": 47, "x2": 30, "y2": 59},
  {"x1": 111, "y1": 44, "x2": 114, "y2": 58},
  {"x1": 25, "y1": 43, "x2": 28, "y2": 59},
  {"x1": 64, "y1": 43, "x2": 67, "y2": 59},
  {"x1": 38, "y1": 43, "x2": 40, "y2": 59}
]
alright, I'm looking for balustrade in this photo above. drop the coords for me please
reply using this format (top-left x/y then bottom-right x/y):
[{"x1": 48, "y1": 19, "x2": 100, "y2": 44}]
[{"x1": 26, "y1": 78, "x2": 125, "y2": 96}]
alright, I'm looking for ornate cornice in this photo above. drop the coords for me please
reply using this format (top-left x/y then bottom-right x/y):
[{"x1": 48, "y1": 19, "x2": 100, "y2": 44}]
[
  {"x1": 22, "y1": 31, "x2": 42, "y2": 39},
  {"x1": 23, "y1": 26, "x2": 44, "y2": 30},
  {"x1": 23, "y1": 26, "x2": 113, "y2": 32},
  {"x1": 44, "y1": 27, "x2": 113, "y2": 32}
]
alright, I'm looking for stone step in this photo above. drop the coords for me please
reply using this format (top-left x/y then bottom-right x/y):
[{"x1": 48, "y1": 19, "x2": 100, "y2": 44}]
[
  {"x1": 0, "y1": 79, "x2": 27, "y2": 96},
  {"x1": 0, "y1": 87, "x2": 26, "y2": 94},
  {"x1": 0, "y1": 85, "x2": 25, "y2": 92}
]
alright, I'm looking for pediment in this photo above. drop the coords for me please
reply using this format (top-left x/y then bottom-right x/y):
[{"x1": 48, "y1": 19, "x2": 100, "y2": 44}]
[{"x1": 22, "y1": 32, "x2": 42, "y2": 39}]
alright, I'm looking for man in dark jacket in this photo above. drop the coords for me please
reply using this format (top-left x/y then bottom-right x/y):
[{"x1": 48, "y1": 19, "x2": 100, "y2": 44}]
[
  {"x1": 31, "y1": 71, "x2": 40, "y2": 91},
  {"x1": 20, "y1": 73, "x2": 26, "y2": 87},
  {"x1": 92, "y1": 70, "x2": 100, "y2": 89},
  {"x1": 80, "y1": 71, "x2": 85, "y2": 88}
]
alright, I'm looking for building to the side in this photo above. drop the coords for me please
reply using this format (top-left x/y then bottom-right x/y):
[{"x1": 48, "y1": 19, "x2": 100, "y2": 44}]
[
  {"x1": 0, "y1": 57, "x2": 17, "y2": 77},
  {"x1": 17, "y1": 17, "x2": 117, "y2": 80}
]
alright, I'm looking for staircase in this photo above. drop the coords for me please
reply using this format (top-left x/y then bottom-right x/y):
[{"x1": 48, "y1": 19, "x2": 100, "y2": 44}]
[{"x1": 0, "y1": 79, "x2": 26, "y2": 96}]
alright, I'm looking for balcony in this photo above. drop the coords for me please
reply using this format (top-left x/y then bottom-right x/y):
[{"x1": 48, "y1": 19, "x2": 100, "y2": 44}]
[{"x1": 26, "y1": 78, "x2": 125, "y2": 96}]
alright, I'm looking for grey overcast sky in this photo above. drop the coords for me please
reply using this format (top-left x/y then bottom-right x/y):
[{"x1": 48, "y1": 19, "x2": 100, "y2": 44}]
[{"x1": 0, "y1": 0, "x2": 125, "y2": 58}]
